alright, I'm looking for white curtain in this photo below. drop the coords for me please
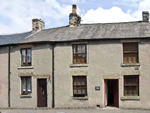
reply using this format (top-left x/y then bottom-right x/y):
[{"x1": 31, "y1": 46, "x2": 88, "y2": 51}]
[
  {"x1": 22, "y1": 78, "x2": 26, "y2": 93},
  {"x1": 22, "y1": 50, "x2": 26, "y2": 64},
  {"x1": 27, "y1": 49, "x2": 31, "y2": 64},
  {"x1": 27, "y1": 78, "x2": 31, "y2": 93}
]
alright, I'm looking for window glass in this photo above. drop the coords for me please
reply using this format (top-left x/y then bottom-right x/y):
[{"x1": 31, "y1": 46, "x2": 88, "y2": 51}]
[
  {"x1": 27, "y1": 77, "x2": 31, "y2": 94},
  {"x1": 21, "y1": 77, "x2": 32, "y2": 95},
  {"x1": 78, "y1": 45, "x2": 82, "y2": 53},
  {"x1": 22, "y1": 50, "x2": 26, "y2": 64},
  {"x1": 73, "y1": 76, "x2": 87, "y2": 97},
  {"x1": 124, "y1": 75, "x2": 139, "y2": 96},
  {"x1": 22, "y1": 78, "x2": 26, "y2": 94},
  {"x1": 27, "y1": 49, "x2": 31, "y2": 64},
  {"x1": 73, "y1": 45, "x2": 76, "y2": 53}
]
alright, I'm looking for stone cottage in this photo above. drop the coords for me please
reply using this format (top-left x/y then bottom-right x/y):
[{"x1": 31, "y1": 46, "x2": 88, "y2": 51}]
[{"x1": 0, "y1": 4, "x2": 150, "y2": 109}]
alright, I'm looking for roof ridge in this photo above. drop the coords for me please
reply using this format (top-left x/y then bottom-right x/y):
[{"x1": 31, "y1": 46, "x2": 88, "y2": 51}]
[
  {"x1": 80, "y1": 21, "x2": 144, "y2": 25},
  {"x1": 0, "y1": 30, "x2": 33, "y2": 36}
]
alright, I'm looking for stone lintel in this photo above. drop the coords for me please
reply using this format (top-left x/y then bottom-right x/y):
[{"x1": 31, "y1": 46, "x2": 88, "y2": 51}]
[
  {"x1": 103, "y1": 75, "x2": 120, "y2": 79},
  {"x1": 70, "y1": 71, "x2": 88, "y2": 76},
  {"x1": 121, "y1": 70, "x2": 140, "y2": 75}
]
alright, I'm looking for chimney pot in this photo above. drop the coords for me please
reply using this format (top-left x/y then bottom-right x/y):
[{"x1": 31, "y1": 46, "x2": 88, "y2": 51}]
[
  {"x1": 72, "y1": 4, "x2": 76, "y2": 13},
  {"x1": 142, "y1": 11, "x2": 149, "y2": 22}
]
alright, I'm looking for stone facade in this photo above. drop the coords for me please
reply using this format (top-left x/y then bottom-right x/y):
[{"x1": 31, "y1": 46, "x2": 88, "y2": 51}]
[
  {"x1": 53, "y1": 39, "x2": 150, "y2": 109},
  {"x1": 9, "y1": 43, "x2": 52, "y2": 108},
  {"x1": 1, "y1": 38, "x2": 150, "y2": 109},
  {"x1": 0, "y1": 47, "x2": 8, "y2": 108}
]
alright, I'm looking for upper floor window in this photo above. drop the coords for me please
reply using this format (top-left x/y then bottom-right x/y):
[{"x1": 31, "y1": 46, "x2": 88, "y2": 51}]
[
  {"x1": 21, "y1": 48, "x2": 31, "y2": 66},
  {"x1": 123, "y1": 43, "x2": 138, "y2": 63},
  {"x1": 73, "y1": 44, "x2": 86, "y2": 64}
]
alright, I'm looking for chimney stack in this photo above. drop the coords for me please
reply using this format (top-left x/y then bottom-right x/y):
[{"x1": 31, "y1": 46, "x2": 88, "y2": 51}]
[
  {"x1": 69, "y1": 4, "x2": 81, "y2": 27},
  {"x1": 72, "y1": 4, "x2": 76, "y2": 13},
  {"x1": 142, "y1": 11, "x2": 149, "y2": 22},
  {"x1": 32, "y1": 18, "x2": 45, "y2": 31}
]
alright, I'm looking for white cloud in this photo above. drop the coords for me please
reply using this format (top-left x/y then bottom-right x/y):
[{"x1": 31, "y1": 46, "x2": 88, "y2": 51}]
[
  {"x1": 60, "y1": 0, "x2": 84, "y2": 3},
  {"x1": 0, "y1": 0, "x2": 78, "y2": 34},
  {"x1": 81, "y1": 0, "x2": 150, "y2": 24},
  {"x1": 0, "y1": 0, "x2": 150, "y2": 34},
  {"x1": 81, "y1": 6, "x2": 138, "y2": 23}
]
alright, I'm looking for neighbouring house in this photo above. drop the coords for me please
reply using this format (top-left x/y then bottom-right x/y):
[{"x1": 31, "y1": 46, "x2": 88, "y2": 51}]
[{"x1": 1, "y1": 4, "x2": 150, "y2": 109}]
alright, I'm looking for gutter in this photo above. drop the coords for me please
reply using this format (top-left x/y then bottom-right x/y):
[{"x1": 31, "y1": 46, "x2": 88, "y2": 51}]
[
  {"x1": 8, "y1": 46, "x2": 11, "y2": 107},
  {"x1": 52, "y1": 43, "x2": 55, "y2": 108}
]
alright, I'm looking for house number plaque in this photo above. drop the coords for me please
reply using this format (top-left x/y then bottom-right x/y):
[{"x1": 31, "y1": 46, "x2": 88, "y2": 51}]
[{"x1": 95, "y1": 86, "x2": 100, "y2": 91}]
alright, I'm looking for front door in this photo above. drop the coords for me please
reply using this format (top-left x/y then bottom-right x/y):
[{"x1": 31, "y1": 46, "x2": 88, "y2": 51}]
[
  {"x1": 37, "y1": 79, "x2": 47, "y2": 107},
  {"x1": 104, "y1": 79, "x2": 119, "y2": 108},
  {"x1": 114, "y1": 80, "x2": 119, "y2": 107}
]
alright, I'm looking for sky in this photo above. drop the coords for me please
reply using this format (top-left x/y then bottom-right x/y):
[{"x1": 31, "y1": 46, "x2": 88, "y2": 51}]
[{"x1": 0, "y1": 0, "x2": 149, "y2": 34}]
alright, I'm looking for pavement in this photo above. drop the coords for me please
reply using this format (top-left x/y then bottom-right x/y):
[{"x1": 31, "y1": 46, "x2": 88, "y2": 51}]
[{"x1": 0, "y1": 108, "x2": 150, "y2": 113}]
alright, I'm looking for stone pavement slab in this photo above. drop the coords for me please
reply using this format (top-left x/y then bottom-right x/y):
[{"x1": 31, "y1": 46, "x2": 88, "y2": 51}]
[{"x1": 0, "y1": 108, "x2": 150, "y2": 113}]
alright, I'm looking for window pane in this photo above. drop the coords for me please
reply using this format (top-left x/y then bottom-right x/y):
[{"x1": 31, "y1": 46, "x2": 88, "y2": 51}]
[
  {"x1": 77, "y1": 45, "x2": 82, "y2": 53},
  {"x1": 124, "y1": 43, "x2": 138, "y2": 51},
  {"x1": 27, "y1": 78, "x2": 31, "y2": 94},
  {"x1": 128, "y1": 87, "x2": 133, "y2": 95},
  {"x1": 27, "y1": 49, "x2": 31, "y2": 65},
  {"x1": 22, "y1": 78, "x2": 26, "y2": 94},
  {"x1": 125, "y1": 76, "x2": 138, "y2": 85},
  {"x1": 81, "y1": 45, "x2": 85, "y2": 53},
  {"x1": 124, "y1": 76, "x2": 139, "y2": 96},
  {"x1": 124, "y1": 53, "x2": 138, "y2": 63},
  {"x1": 73, "y1": 45, "x2": 76, "y2": 53},
  {"x1": 22, "y1": 50, "x2": 26, "y2": 64},
  {"x1": 74, "y1": 88, "x2": 77, "y2": 94},
  {"x1": 82, "y1": 89, "x2": 85, "y2": 94},
  {"x1": 73, "y1": 76, "x2": 87, "y2": 97},
  {"x1": 132, "y1": 86, "x2": 137, "y2": 95},
  {"x1": 125, "y1": 87, "x2": 128, "y2": 95},
  {"x1": 77, "y1": 54, "x2": 86, "y2": 63}
]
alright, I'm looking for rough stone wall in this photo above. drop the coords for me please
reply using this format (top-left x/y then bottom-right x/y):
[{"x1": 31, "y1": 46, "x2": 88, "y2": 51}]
[
  {"x1": 32, "y1": 19, "x2": 45, "y2": 30},
  {"x1": 0, "y1": 47, "x2": 8, "y2": 108},
  {"x1": 54, "y1": 40, "x2": 150, "y2": 109},
  {"x1": 10, "y1": 43, "x2": 52, "y2": 108}
]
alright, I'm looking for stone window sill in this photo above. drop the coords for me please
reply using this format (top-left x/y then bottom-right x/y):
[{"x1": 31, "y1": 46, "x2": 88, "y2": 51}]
[
  {"x1": 18, "y1": 66, "x2": 34, "y2": 69},
  {"x1": 121, "y1": 96, "x2": 140, "y2": 100},
  {"x1": 69, "y1": 64, "x2": 88, "y2": 67},
  {"x1": 20, "y1": 94, "x2": 32, "y2": 98},
  {"x1": 120, "y1": 63, "x2": 140, "y2": 67},
  {"x1": 72, "y1": 96, "x2": 88, "y2": 100}
]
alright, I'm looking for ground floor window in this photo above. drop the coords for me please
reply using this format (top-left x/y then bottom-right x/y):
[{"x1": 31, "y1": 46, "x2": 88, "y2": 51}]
[
  {"x1": 73, "y1": 76, "x2": 87, "y2": 97},
  {"x1": 124, "y1": 75, "x2": 139, "y2": 96},
  {"x1": 21, "y1": 76, "x2": 32, "y2": 95}
]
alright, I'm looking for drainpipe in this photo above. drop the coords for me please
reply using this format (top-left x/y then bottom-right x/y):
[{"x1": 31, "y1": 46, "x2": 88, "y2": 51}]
[
  {"x1": 52, "y1": 43, "x2": 55, "y2": 108},
  {"x1": 8, "y1": 46, "x2": 11, "y2": 107}
]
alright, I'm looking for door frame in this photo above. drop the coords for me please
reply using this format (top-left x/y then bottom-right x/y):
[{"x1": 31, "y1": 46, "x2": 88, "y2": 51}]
[
  {"x1": 104, "y1": 79, "x2": 119, "y2": 108},
  {"x1": 37, "y1": 78, "x2": 47, "y2": 107}
]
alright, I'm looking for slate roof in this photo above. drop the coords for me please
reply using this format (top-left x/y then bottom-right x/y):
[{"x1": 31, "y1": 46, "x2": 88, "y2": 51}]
[
  {"x1": 0, "y1": 31, "x2": 35, "y2": 46},
  {"x1": 16, "y1": 21, "x2": 150, "y2": 44}
]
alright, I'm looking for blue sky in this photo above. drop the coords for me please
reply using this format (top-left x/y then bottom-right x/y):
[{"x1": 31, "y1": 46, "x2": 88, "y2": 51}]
[{"x1": 0, "y1": 0, "x2": 149, "y2": 34}]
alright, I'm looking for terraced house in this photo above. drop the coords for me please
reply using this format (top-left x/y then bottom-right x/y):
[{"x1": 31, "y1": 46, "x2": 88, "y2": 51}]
[{"x1": 1, "y1": 4, "x2": 150, "y2": 109}]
